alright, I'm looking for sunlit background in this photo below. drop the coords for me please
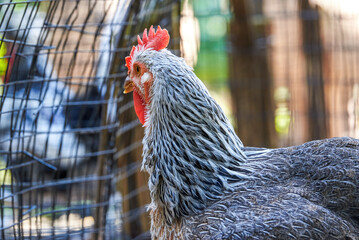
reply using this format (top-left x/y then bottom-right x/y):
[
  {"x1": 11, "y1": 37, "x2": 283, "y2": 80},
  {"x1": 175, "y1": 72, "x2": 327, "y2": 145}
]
[{"x1": 182, "y1": 0, "x2": 359, "y2": 148}]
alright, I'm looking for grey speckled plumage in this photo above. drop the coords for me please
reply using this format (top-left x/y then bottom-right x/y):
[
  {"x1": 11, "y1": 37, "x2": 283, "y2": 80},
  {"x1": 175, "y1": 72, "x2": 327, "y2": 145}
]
[
  {"x1": 129, "y1": 47, "x2": 359, "y2": 239},
  {"x1": 185, "y1": 138, "x2": 359, "y2": 239}
]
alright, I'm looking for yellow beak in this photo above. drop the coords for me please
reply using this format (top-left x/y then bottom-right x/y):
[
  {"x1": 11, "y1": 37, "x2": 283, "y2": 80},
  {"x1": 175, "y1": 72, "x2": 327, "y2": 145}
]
[{"x1": 123, "y1": 77, "x2": 133, "y2": 94}]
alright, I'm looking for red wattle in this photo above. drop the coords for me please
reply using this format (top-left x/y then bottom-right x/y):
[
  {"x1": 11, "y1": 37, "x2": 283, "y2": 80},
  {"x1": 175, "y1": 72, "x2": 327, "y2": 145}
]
[{"x1": 133, "y1": 90, "x2": 146, "y2": 125}]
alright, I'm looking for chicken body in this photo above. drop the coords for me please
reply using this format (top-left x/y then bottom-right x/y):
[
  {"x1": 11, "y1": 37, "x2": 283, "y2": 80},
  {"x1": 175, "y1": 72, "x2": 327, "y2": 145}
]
[
  {"x1": 185, "y1": 138, "x2": 359, "y2": 239},
  {"x1": 124, "y1": 26, "x2": 359, "y2": 239}
]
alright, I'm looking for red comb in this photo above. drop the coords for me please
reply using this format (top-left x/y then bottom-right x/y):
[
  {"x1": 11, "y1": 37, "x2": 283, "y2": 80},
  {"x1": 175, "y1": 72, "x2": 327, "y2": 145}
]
[{"x1": 125, "y1": 25, "x2": 170, "y2": 71}]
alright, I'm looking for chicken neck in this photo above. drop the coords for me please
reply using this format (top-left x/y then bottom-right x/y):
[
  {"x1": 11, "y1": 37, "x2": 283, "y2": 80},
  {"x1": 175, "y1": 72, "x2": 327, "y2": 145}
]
[{"x1": 140, "y1": 53, "x2": 251, "y2": 227}]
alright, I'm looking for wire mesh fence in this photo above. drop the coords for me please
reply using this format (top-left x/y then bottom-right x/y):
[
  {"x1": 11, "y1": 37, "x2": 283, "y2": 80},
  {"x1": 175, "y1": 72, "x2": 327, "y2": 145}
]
[{"x1": 0, "y1": 0, "x2": 180, "y2": 239}]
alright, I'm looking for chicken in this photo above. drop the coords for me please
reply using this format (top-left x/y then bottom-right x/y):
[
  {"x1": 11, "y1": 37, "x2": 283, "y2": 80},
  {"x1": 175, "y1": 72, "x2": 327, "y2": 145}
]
[{"x1": 123, "y1": 26, "x2": 359, "y2": 240}]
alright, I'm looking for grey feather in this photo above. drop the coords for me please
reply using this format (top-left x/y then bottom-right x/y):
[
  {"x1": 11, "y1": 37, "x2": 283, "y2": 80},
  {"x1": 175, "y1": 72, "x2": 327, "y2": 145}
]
[{"x1": 132, "y1": 48, "x2": 359, "y2": 240}]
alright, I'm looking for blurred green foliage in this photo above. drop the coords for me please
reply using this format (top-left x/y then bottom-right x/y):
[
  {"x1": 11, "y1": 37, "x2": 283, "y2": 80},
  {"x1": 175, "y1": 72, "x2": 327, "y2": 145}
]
[
  {"x1": 0, "y1": 159, "x2": 11, "y2": 186},
  {"x1": 0, "y1": 39, "x2": 6, "y2": 95},
  {"x1": 191, "y1": 0, "x2": 230, "y2": 88}
]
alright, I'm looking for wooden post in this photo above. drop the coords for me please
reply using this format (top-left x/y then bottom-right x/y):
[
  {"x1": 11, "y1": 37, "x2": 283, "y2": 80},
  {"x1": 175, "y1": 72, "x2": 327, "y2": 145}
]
[
  {"x1": 229, "y1": 0, "x2": 276, "y2": 147},
  {"x1": 299, "y1": 0, "x2": 327, "y2": 140}
]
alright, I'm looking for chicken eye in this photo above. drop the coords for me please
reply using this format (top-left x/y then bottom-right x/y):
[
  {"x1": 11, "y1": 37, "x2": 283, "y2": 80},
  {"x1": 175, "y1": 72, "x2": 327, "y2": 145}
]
[{"x1": 135, "y1": 65, "x2": 141, "y2": 74}]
